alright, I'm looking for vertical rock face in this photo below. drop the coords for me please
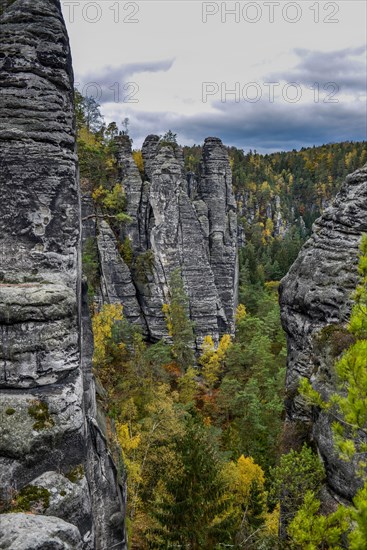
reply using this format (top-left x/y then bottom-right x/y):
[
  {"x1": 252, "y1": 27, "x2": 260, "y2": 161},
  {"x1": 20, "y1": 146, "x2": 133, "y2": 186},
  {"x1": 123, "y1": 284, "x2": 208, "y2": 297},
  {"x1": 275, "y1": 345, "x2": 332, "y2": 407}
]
[
  {"x1": 141, "y1": 134, "x2": 160, "y2": 181},
  {"x1": 140, "y1": 144, "x2": 227, "y2": 345},
  {"x1": 114, "y1": 135, "x2": 143, "y2": 250},
  {"x1": 279, "y1": 164, "x2": 367, "y2": 503},
  {"x1": 97, "y1": 220, "x2": 145, "y2": 328},
  {"x1": 198, "y1": 138, "x2": 238, "y2": 335},
  {"x1": 102, "y1": 135, "x2": 239, "y2": 348},
  {"x1": 0, "y1": 1, "x2": 126, "y2": 548}
]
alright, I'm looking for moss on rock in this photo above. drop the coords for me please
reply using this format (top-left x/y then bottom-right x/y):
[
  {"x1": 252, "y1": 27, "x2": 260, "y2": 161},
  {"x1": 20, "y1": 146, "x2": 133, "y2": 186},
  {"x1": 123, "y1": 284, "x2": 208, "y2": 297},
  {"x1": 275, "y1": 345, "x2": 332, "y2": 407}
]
[
  {"x1": 11, "y1": 485, "x2": 50, "y2": 513},
  {"x1": 28, "y1": 400, "x2": 54, "y2": 431},
  {"x1": 65, "y1": 464, "x2": 84, "y2": 483},
  {"x1": 316, "y1": 324, "x2": 355, "y2": 357}
]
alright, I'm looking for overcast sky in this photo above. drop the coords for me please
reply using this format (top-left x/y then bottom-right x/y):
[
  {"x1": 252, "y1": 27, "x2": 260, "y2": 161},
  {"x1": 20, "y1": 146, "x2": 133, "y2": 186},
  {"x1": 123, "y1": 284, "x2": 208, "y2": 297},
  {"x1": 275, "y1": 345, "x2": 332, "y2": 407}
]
[{"x1": 61, "y1": 0, "x2": 367, "y2": 152}]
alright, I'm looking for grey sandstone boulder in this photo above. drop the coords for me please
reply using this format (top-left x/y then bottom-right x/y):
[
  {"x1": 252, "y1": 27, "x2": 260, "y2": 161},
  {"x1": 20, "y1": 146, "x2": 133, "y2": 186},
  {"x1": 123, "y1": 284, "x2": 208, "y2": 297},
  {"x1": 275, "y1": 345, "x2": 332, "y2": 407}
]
[
  {"x1": 0, "y1": 513, "x2": 82, "y2": 550},
  {"x1": 32, "y1": 471, "x2": 91, "y2": 532}
]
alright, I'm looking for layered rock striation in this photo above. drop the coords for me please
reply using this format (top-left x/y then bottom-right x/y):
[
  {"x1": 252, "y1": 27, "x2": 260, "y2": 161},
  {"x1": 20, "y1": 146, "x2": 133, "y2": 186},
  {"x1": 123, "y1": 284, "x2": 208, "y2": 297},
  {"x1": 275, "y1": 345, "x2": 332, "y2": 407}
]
[
  {"x1": 94, "y1": 135, "x2": 238, "y2": 349},
  {"x1": 0, "y1": 1, "x2": 126, "y2": 548},
  {"x1": 279, "y1": 163, "x2": 367, "y2": 503}
]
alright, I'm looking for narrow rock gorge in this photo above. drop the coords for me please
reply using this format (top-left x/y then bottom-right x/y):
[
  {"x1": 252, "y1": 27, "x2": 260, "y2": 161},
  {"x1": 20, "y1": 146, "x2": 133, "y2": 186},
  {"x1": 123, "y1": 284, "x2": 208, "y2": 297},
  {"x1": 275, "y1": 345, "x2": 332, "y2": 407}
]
[
  {"x1": 280, "y1": 163, "x2": 367, "y2": 506},
  {"x1": 0, "y1": 0, "x2": 239, "y2": 547},
  {"x1": 0, "y1": 0, "x2": 126, "y2": 548},
  {"x1": 2, "y1": 0, "x2": 366, "y2": 546}
]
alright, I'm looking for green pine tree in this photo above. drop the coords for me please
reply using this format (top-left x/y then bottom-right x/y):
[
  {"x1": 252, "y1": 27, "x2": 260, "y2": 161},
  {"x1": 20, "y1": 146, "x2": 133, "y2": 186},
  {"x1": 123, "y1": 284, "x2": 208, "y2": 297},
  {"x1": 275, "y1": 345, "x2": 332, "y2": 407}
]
[{"x1": 163, "y1": 269, "x2": 195, "y2": 370}]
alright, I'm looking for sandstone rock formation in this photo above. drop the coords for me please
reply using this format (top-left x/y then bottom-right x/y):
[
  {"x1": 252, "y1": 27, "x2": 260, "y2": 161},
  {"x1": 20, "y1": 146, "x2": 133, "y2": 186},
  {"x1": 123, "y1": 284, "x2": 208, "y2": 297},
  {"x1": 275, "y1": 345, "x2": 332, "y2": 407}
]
[
  {"x1": 97, "y1": 220, "x2": 143, "y2": 328},
  {"x1": 94, "y1": 135, "x2": 238, "y2": 349},
  {"x1": 279, "y1": 163, "x2": 367, "y2": 503},
  {"x1": 0, "y1": 513, "x2": 83, "y2": 550},
  {"x1": 0, "y1": 0, "x2": 126, "y2": 548}
]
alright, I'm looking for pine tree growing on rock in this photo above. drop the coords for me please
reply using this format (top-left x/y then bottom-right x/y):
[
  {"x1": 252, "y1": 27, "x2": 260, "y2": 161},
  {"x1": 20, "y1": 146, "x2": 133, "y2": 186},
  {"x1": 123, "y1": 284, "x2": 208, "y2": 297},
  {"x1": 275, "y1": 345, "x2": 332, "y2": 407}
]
[{"x1": 162, "y1": 269, "x2": 195, "y2": 371}]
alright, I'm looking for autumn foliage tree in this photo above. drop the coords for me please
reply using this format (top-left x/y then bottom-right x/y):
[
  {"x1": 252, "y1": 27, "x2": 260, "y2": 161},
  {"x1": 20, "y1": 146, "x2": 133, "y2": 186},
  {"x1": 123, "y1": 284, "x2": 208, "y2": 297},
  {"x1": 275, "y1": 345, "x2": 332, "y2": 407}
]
[{"x1": 199, "y1": 334, "x2": 232, "y2": 389}]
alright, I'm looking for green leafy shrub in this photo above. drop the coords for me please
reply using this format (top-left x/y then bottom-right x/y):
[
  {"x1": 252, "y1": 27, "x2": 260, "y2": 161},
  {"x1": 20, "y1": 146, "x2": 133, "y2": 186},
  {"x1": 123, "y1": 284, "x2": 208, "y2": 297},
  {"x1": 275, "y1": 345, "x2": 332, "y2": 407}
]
[
  {"x1": 134, "y1": 250, "x2": 155, "y2": 283},
  {"x1": 120, "y1": 237, "x2": 134, "y2": 267},
  {"x1": 270, "y1": 444, "x2": 325, "y2": 526},
  {"x1": 288, "y1": 491, "x2": 350, "y2": 548},
  {"x1": 158, "y1": 130, "x2": 178, "y2": 151}
]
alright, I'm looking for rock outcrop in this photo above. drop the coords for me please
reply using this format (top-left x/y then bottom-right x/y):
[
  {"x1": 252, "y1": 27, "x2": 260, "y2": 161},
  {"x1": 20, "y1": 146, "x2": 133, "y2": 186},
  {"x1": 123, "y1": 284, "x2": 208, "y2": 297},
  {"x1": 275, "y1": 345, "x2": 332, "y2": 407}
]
[
  {"x1": 96, "y1": 135, "x2": 239, "y2": 349},
  {"x1": 279, "y1": 164, "x2": 367, "y2": 503},
  {"x1": 0, "y1": 513, "x2": 83, "y2": 550},
  {"x1": 198, "y1": 138, "x2": 238, "y2": 334},
  {"x1": 0, "y1": 1, "x2": 126, "y2": 548},
  {"x1": 97, "y1": 220, "x2": 144, "y2": 328}
]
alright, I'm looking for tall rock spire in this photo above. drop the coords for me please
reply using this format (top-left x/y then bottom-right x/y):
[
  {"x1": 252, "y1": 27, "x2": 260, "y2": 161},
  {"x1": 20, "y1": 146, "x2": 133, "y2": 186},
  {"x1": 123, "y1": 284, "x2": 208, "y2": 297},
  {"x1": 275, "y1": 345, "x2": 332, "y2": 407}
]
[
  {"x1": 198, "y1": 137, "x2": 238, "y2": 335},
  {"x1": 0, "y1": 1, "x2": 126, "y2": 547},
  {"x1": 104, "y1": 135, "x2": 239, "y2": 348}
]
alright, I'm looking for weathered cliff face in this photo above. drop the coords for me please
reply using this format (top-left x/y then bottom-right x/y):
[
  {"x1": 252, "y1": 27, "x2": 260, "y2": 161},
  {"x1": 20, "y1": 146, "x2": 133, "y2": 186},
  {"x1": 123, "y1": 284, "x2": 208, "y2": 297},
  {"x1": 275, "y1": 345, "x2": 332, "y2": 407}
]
[
  {"x1": 279, "y1": 164, "x2": 367, "y2": 503},
  {"x1": 97, "y1": 220, "x2": 144, "y2": 328},
  {"x1": 96, "y1": 135, "x2": 239, "y2": 349},
  {"x1": 236, "y1": 191, "x2": 290, "y2": 240},
  {"x1": 0, "y1": 1, "x2": 126, "y2": 548},
  {"x1": 198, "y1": 138, "x2": 238, "y2": 335}
]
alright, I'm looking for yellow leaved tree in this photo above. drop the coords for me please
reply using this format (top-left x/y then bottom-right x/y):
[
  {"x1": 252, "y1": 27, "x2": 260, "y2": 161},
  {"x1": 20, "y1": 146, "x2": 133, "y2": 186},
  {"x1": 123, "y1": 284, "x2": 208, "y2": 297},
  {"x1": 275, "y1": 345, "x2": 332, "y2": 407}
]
[
  {"x1": 199, "y1": 334, "x2": 232, "y2": 388},
  {"x1": 91, "y1": 304, "x2": 125, "y2": 389},
  {"x1": 235, "y1": 303, "x2": 247, "y2": 324},
  {"x1": 221, "y1": 455, "x2": 274, "y2": 546},
  {"x1": 223, "y1": 455, "x2": 265, "y2": 502},
  {"x1": 132, "y1": 150, "x2": 145, "y2": 178}
]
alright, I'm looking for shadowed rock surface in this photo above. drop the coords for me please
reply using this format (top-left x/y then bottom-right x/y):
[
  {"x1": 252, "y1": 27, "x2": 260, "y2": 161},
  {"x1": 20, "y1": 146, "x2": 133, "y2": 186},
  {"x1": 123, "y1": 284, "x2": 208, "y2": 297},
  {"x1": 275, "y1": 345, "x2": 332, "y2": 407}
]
[
  {"x1": 0, "y1": 0, "x2": 126, "y2": 548},
  {"x1": 198, "y1": 137, "x2": 238, "y2": 336},
  {"x1": 97, "y1": 220, "x2": 145, "y2": 328},
  {"x1": 279, "y1": 163, "x2": 367, "y2": 503}
]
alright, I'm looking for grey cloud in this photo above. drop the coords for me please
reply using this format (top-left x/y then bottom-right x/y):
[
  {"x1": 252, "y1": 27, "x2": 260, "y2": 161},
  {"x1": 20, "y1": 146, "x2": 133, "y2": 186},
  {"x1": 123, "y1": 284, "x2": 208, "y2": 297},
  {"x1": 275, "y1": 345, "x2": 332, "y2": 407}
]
[
  {"x1": 267, "y1": 46, "x2": 367, "y2": 94},
  {"x1": 112, "y1": 98, "x2": 366, "y2": 153},
  {"x1": 91, "y1": 47, "x2": 366, "y2": 152},
  {"x1": 75, "y1": 59, "x2": 175, "y2": 99}
]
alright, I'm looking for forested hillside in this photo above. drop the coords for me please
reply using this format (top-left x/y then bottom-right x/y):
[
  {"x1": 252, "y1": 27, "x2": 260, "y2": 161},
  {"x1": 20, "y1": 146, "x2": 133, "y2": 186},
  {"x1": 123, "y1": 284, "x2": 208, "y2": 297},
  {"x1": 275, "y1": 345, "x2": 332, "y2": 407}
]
[
  {"x1": 76, "y1": 93, "x2": 367, "y2": 548},
  {"x1": 185, "y1": 141, "x2": 367, "y2": 285}
]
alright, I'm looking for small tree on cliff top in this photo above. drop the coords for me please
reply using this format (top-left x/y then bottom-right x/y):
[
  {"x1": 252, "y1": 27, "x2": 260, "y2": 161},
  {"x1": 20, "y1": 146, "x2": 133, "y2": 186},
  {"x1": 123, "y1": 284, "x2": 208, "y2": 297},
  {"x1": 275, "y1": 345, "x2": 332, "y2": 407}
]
[{"x1": 159, "y1": 130, "x2": 178, "y2": 151}]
